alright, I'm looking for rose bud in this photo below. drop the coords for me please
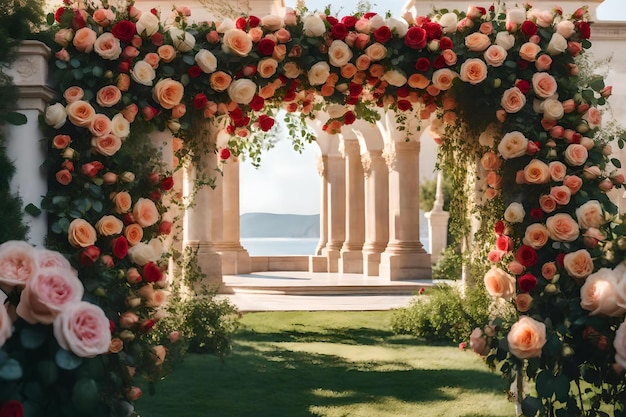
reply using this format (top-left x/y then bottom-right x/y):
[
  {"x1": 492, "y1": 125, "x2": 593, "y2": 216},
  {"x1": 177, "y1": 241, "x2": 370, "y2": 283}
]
[{"x1": 79, "y1": 245, "x2": 101, "y2": 266}]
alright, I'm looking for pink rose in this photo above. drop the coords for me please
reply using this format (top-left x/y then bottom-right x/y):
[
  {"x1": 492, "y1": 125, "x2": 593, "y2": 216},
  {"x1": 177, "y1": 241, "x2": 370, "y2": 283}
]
[
  {"x1": 16, "y1": 267, "x2": 84, "y2": 324},
  {"x1": 508, "y1": 261, "x2": 525, "y2": 275},
  {"x1": 516, "y1": 293, "x2": 534, "y2": 312},
  {"x1": 523, "y1": 159, "x2": 550, "y2": 184},
  {"x1": 563, "y1": 249, "x2": 594, "y2": 280},
  {"x1": 431, "y1": 69, "x2": 456, "y2": 90},
  {"x1": 91, "y1": 133, "x2": 122, "y2": 157},
  {"x1": 546, "y1": 213, "x2": 580, "y2": 242},
  {"x1": 488, "y1": 249, "x2": 506, "y2": 263},
  {"x1": 96, "y1": 85, "x2": 122, "y2": 107},
  {"x1": 583, "y1": 227, "x2": 606, "y2": 249},
  {"x1": 519, "y1": 42, "x2": 542, "y2": 62},
  {"x1": 470, "y1": 328, "x2": 489, "y2": 355},
  {"x1": 500, "y1": 87, "x2": 526, "y2": 114},
  {"x1": 535, "y1": 54, "x2": 552, "y2": 71},
  {"x1": 483, "y1": 45, "x2": 507, "y2": 67},
  {"x1": 576, "y1": 200, "x2": 605, "y2": 229},
  {"x1": 539, "y1": 195, "x2": 557, "y2": 213},
  {"x1": 484, "y1": 267, "x2": 516, "y2": 299},
  {"x1": 88, "y1": 114, "x2": 112, "y2": 137},
  {"x1": 0, "y1": 304, "x2": 12, "y2": 347},
  {"x1": 37, "y1": 248, "x2": 72, "y2": 270},
  {"x1": 0, "y1": 240, "x2": 38, "y2": 287},
  {"x1": 541, "y1": 262, "x2": 557, "y2": 280},
  {"x1": 532, "y1": 73, "x2": 558, "y2": 98},
  {"x1": 550, "y1": 185, "x2": 571, "y2": 205},
  {"x1": 563, "y1": 175, "x2": 583, "y2": 194},
  {"x1": 480, "y1": 151, "x2": 502, "y2": 171},
  {"x1": 523, "y1": 223, "x2": 550, "y2": 249},
  {"x1": 94, "y1": 32, "x2": 122, "y2": 60},
  {"x1": 459, "y1": 58, "x2": 487, "y2": 85},
  {"x1": 132, "y1": 198, "x2": 160, "y2": 227},
  {"x1": 564, "y1": 144, "x2": 588, "y2": 166},
  {"x1": 507, "y1": 316, "x2": 546, "y2": 359},
  {"x1": 72, "y1": 27, "x2": 97, "y2": 53},
  {"x1": 548, "y1": 161, "x2": 567, "y2": 182},
  {"x1": 465, "y1": 33, "x2": 491, "y2": 52},
  {"x1": 582, "y1": 107, "x2": 602, "y2": 129},
  {"x1": 53, "y1": 301, "x2": 112, "y2": 358}
]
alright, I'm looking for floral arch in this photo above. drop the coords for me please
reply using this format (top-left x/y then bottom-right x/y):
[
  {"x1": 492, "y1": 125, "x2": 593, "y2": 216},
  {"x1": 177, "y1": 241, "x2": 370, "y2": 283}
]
[{"x1": 2, "y1": 0, "x2": 626, "y2": 416}]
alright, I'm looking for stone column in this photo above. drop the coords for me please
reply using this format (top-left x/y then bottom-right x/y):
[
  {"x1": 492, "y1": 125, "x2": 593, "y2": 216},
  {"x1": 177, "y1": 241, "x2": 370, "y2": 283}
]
[
  {"x1": 5, "y1": 41, "x2": 55, "y2": 246},
  {"x1": 315, "y1": 155, "x2": 328, "y2": 256},
  {"x1": 215, "y1": 156, "x2": 251, "y2": 275},
  {"x1": 425, "y1": 170, "x2": 450, "y2": 264},
  {"x1": 361, "y1": 150, "x2": 389, "y2": 276},
  {"x1": 339, "y1": 138, "x2": 365, "y2": 273},
  {"x1": 323, "y1": 152, "x2": 346, "y2": 273}
]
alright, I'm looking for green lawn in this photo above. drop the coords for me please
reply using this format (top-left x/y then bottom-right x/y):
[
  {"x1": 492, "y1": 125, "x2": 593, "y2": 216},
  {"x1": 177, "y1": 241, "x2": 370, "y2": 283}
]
[{"x1": 136, "y1": 311, "x2": 514, "y2": 417}]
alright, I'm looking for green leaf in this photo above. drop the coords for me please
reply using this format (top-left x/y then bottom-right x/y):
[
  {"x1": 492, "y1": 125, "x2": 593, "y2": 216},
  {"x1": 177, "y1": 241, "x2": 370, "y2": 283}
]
[
  {"x1": 20, "y1": 325, "x2": 47, "y2": 349},
  {"x1": 55, "y1": 60, "x2": 68, "y2": 70},
  {"x1": 24, "y1": 203, "x2": 42, "y2": 217},
  {"x1": 37, "y1": 360, "x2": 59, "y2": 385},
  {"x1": 73, "y1": 69, "x2": 84, "y2": 80},
  {"x1": 612, "y1": 158, "x2": 622, "y2": 168},
  {"x1": 3, "y1": 111, "x2": 28, "y2": 125},
  {"x1": 72, "y1": 378, "x2": 99, "y2": 414},
  {"x1": 521, "y1": 395, "x2": 543, "y2": 417},
  {"x1": 0, "y1": 359, "x2": 23, "y2": 380},
  {"x1": 91, "y1": 200, "x2": 103, "y2": 213},
  {"x1": 69, "y1": 58, "x2": 81, "y2": 69},
  {"x1": 92, "y1": 66, "x2": 103, "y2": 78},
  {"x1": 589, "y1": 77, "x2": 605, "y2": 92},
  {"x1": 55, "y1": 349, "x2": 83, "y2": 370}
]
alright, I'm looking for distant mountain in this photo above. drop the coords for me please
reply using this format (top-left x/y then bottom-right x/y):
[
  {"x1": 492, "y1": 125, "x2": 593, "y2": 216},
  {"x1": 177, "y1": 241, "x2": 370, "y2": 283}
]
[{"x1": 240, "y1": 213, "x2": 320, "y2": 238}]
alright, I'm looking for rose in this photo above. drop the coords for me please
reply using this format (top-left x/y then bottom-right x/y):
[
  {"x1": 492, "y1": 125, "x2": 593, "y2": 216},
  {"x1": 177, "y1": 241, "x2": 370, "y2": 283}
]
[
  {"x1": 519, "y1": 42, "x2": 541, "y2": 62},
  {"x1": 470, "y1": 328, "x2": 489, "y2": 356},
  {"x1": 497, "y1": 131, "x2": 528, "y2": 159},
  {"x1": 495, "y1": 235, "x2": 512, "y2": 251},
  {"x1": 112, "y1": 191, "x2": 131, "y2": 214},
  {"x1": 303, "y1": 14, "x2": 326, "y2": 36},
  {"x1": 459, "y1": 58, "x2": 487, "y2": 85},
  {"x1": 73, "y1": 27, "x2": 97, "y2": 52},
  {"x1": 539, "y1": 195, "x2": 557, "y2": 213},
  {"x1": 480, "y1": 151, "x2": 502, "y2": 171},
  {"x1": 483, "y1": 45, "x2": 507, "y2": 67},
  {"x1": 484, "y1": 267, "x2": 516, "y2": 299},
  {"x1": 364, "y1": 43, "x2": 387, "y2": 62},
  {"x1": 210, "y1": 71, "x2": 232, "y2": 92},
  {"x1": 523, "y1": 223, "x2": 550, "y2": 249},
  {"x1": 576, "y1": 200, "x2": 605, "y2": 229},
  {"x1": 52, "y1": 134, "x2": 71, "y2": 150},
  {"x1": 93, "y1": 32, "x2": 122, "y2": 60},
  {"x1": 535, "y1": 54, "x2": 552, "y2": 71},
  {"x1": 227, "y1": 78, "x2": 257, "y2": 105},
  {"x1": 564, "y1": 249, "x2": 594, "y2": 280},
  {"x1": 523, "y1": 160, "x2": 550, "y2": 184},
  {"x1": 68, "y1": 218, "x2": 97, "y2": 248},
  {"x1": 507, "y1": 316, "x2": 546, "y2": 360},
  {"x1": 91, "y1": 133, "x2": 122, "y2": 157},
  {"x1": 430, "y1": 69, "x2": 456, "y2": 91},
  {"x1": 550, "y1": 185, "x2": 571, "y2": 205},
  {"x1": 549, "y1": 161, "x2": 567, "y2": 182},
  {"x1": 465, "y1": 33, "x2": 491, "y2": 52},
  {"x1": 564, "y1": 175, "x2": 583, "y2": 194},
  {"x1": 516, "y1": 293, "x2": 534, "y2": 312},
  {"x1": 542, "y1": 262, "x2": 557, "y2": 280},
  {"x1": 556, "y1": 20, "x2": 576, "y2": 39},
  {"x1": 119, "y1": 311, "x2": 139, "y2": 328},
  {"x1": 495, "y1": 31, "x2": 514, "y2": 50},
  {"x1": 95, "y1": 85, "x2": 122, "y2": 108},
  {"x1": 325, "y1": 40, "x2": 353, "y2": 68},
  {"x1": 133, "y1": 198, "x2": 160, "y2": 227},
  {"x1": 583, "y1": 108, "x2": 602, "y2": 129},
  {"x1": 111, "y1": 113, "x2": 130, "y2": 139},
  {"x1": 45, "y1": 103, "x2": 67, "y2": 129},
  {"x1": 0, "y1": 304, "x2": 12, "y2": 348},
  {"x1": 546, "y1": 33, "x2": 567, "y2": 55},
  {"x1": 131, "y1": 60, "x2": 156, "y2": 86},
  {"x1": 308, "y1": 61, "x2": 331, "y2": 86},
  {"x1": 128, "y1": 239, "x2": 163, "y2": 265},
  {"x1": 143, "y1": 262, "x2": 163, "y2": 283},
  {"x1": 169, "y1": 27, "x2": 196, "y2": 52},
  {"x1": 95, "y1": 215, "x2": 124, "y2": 236},
  {"x1": 195, "y1": 49, "x2": 217, "y2": 73},
  {"x1": 518, "y1": 273, "x2": 538, "y2": 292},
  {"x1": 153, "y1": 78, "x2": 184, "y2": 110},
  {"x1": 53, "y1": 301, "x2": 112, "y2": 358},
  {"x1": 500, "y1": 87, "x2": 526, "y2": 113},
  {"x1": 532, "y1": 73, "x2": 558, "y2": 98},
  {"x1": 0, "y1": 241, "x2": 38, "y2": 287},
  {"x1": 564, "y1": 144, "x2": 588, "y2": 166},
  {"x1": 111, "y1": 236, "x2": 129, "y2": 259},
  {"x1": 16, "y1": 267, "x2": 84, "y2": 324},
  {"x1": 515, "y1": 245, "x2": 538, "y2": 267},
  {"x1": 381, "y1": 70, "x2": 407, "y2": 87},
  {"x1": 136, "y1": 11, "x2": 160, "y2": 36},
  {"x1": 88, "y1": 114, "x2": 111, "y2": 138},
  {"x1": 541, "y1": 99, "x2": 564, "y2": 120},
  {"x1": 504, "y1": 202, "x2": 525, "y2": 223},
  {"x1": 157, "y1": 45, "x2": 176, "y2": 63},
  {"x1": 580, "y1": 268, "x2": 625, "y2": 316},
  {"x1": 257, "y1": 58, "x2": 278, "y2": 78},
  {"x1": 404, "y1": 26, "x2": 427, "y2": 49},
  {"x1": 546, "y1": 213, "x2": 580, "y2": 242},
  {"x1": 0, "y1": 400, "x2": 23, "y2": 417},
  {"x1": 124, "y1": 224, "x2": 144, "y2": 246},
  {"x1": 66, "y1": 100, "x2": 95, "y2": 127}
]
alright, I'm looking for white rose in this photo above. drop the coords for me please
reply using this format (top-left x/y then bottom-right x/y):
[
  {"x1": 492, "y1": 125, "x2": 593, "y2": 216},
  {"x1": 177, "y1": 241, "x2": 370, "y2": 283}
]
[
  {"x1": 128, "y1": 238, "x2": 163, "y2": 266},
  {"x1": 93, "y1": 33, "x2": 121, "y2": 60},
  {"x1": 283, "y1": 61, "x2": 302, "y2": 79},
  {"x1": 386, "y1": 17, "x2": 409, "y2": 37},
  {"x1": 261, "y1": 14, "x2": 284, "y2": 31},
  {"x1": 45, "y1": 103, "x2": 67, "y2": 129},
  {"x1": 136, "y1": 12, "x2": 160, "y2": 36},
  {"x1": 381, "y1": 70, "x2": 407, "y2": 87},
  {"x1": 541, "y1": 98, "x2": 564, "y2": 120},
  {"x1": 507, "y1": 8, "x2": 527, "y2": 25},
  {"x1": 308, "y1": 61, "x2": 330, "y2": 86},
  {"x1": 498, "y1": 131, "x2": 528, "y2": 159},
  {"x1": 131, "y1": 60, "x2": 156, "y2": 86},
  {"x1": 169, "y1": 27, "x2": 196, "y2": 52},
  {"x1": 546, "y1": 33, "x2": 567, "y2": 56},
  {"x1": 227, "y1": 78, "x2": 257, "y2": 104},
  {"x1": 195, "y1": 49, "x2": 218, "y2": 73},
  {"x1": 555, "y1": 20, "x2": 576, "y2": 39},
  {"x1": 111, "y1": 113, "x2": 130, "y2": 138},
  {"x1": 326, "y1": 104, "x2": 346, "y2": 119},
  {"x1": 437, "y1": 12, "x2": 458, "y2": 34},
  {"x1": 368, "y1": 14, "x2": 386, "y2": 30},
  {"x1": 53, "y1": 301, "x2": 111, "y2": 358},
  {"x1": 302, "y1": 14, "x2": 326, "y2": 37},
  {"x1": 580, "y1": 268, "x2": 626, "y2": 317},
  {"x1": 328, "y1": 40, "x2": 353, "y2": 67},
  {"x1": 365, "y1": 43, "x2": 387, "y2": 61},
  {"x1": 216, "y1": 18, "x2": 235, "y2": 33},
  {"x1": 528, "y1": 9, "x2": 554, "y2": 28},
  {"x1": 504, "y1": 202, "x2": 525, "y2": 223},
  {"x1": 495, "y1": 31, "x2": 515, "y2": 50}
]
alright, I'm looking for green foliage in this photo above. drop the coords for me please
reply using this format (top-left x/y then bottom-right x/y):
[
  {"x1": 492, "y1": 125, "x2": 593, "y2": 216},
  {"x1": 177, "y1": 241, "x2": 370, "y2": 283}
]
[
  {"x1": 418, "y1": 175, "x2": 452, "y2": 213},
  {"x1": 431, "y1": 245, "x2": 463, "y2": 281},
  {"x1": 391, "y1": 284, "x2": 492, "y2": 344}
]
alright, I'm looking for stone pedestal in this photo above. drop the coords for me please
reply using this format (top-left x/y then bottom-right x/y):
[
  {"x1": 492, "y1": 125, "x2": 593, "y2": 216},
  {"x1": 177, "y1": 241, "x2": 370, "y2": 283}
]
[
  {"x1": 339, "y1": 138, "x2": 365, "y2": 274},
  {"x1": 361, "y1": 150, "x2": 389, "y2": 276},
  {"x1": 315, "y1": 155, "x2": 328, "y2": 255},
  {"x1": 425, "y1": 171, "x2": 450, "y2": 264}
]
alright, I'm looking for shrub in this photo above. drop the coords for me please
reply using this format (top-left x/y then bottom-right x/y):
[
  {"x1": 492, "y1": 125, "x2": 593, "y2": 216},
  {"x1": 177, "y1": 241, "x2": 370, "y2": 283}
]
[
  {"x1": 431, "y1": 245, "x2": 463, "y2": 281},
  {"x1": 391, "y1": 283, "x2": 493, "y2": 344}
]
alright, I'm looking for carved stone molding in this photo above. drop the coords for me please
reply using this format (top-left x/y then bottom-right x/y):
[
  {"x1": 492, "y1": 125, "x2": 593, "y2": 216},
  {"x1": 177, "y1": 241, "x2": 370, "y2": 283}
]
[
  {"x1": 361, "y1": 153, "x2": 372, "y2": 178},
  {"x1": 382, "y1": 142, "x2": 396, "y2": 171},
  {"x1": 316, "y1": 155, "x2": 327, "y2": 177}
]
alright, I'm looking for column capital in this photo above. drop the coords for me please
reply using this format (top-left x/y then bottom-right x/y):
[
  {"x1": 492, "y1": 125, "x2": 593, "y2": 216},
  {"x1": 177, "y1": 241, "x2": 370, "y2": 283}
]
[{"x1": 316, "y1": 154, "x2": 327, "y2": 177}]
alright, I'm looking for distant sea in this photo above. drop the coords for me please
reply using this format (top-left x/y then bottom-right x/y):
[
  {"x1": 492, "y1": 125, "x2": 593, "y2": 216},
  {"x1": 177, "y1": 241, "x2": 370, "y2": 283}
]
[{"x1": 240, "y1": 237, "x2": 431, "y2": 256}]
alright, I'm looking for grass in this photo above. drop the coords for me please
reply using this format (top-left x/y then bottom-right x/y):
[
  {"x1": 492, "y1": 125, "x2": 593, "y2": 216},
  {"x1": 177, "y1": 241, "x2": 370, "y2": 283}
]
[{"x1": 135, "y1": 311, "x2": 514, "y2": 417}]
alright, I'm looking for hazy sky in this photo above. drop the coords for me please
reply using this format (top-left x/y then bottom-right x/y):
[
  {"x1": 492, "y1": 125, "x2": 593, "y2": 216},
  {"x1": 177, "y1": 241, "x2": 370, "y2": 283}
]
[{"x1": 239, "y1": 0, "x2": 626, "y2": 215}]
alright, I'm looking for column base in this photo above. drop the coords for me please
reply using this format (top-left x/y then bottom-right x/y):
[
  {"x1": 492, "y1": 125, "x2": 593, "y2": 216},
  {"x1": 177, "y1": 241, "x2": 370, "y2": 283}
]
[
  {"x1": 322, "y1": 248, "x2": 340, "y2": 273},
  {"x1": 379, "y1": 251, "x2": 432, "y2": 281},
  {"x1": 218, "y1": 248, "x2": 252, "y2": 275},
  {"x1": 309, "y1": 255, "x2": 328, "y2": 272},
  {"x1": 184, "y1": 242, "x2": 223, "y2": 291},
  {"x1": 363, "y1": 251, "x2": 382, "y2": 277},
  {"x1": 425, "y1": 210, "x2": 450, "y2": 265},
  {"x1": 339, "y1": 250, "x2": 363, "y2": 274}
]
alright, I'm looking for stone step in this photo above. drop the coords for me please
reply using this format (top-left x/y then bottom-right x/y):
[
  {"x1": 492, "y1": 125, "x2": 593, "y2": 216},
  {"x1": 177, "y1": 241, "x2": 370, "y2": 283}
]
[{"x1": 223, "y1": 281, "x2": 434, "y2": 296}]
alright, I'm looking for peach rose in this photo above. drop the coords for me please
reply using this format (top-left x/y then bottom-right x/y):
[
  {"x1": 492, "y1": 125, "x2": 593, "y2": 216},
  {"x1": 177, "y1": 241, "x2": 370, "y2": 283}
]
[
  {"x1": 459, "y1": 58, "x2": 487, "y2": 85},
  {"x1": 53, "y1": 301, "x2": 111, "y2": 358},
  {"x1": 497, "y1": 131, "x2": 528, "y2": 159},
  {"x1": 563, "y1": 175, "x2": 583, "y2": 194},
  {"x1": 441, "y1": 49, "x2": 457, "y2": 66},
  {"x1": 258, "y1": 58, "x2": 278, "y2": 78},
  {"x1": 563, "y1": 249, "x2": 594, "y2": 280},
  {"x1": 55, "y1": 169, "x2": 72, "y2": 185},
  {"x1": 88, "y1": 114, "x2": 112, "y2": 137},
  {"x1": 157, "y1": 45, "x2": 177, "y2": 63},
  {"x1": 131, "y1": 61, "x2": 156, "y2": 86},
  {"x1": 210, "y1": 71, "x2": 232, "y2": 92},
  {"x1": 91, "y1": 133, "x2": 122, "y2": 156},
  {"x1": 550, "y1": 185, "x2": 571, "y2": 206},
  {"x1": 66, "y1": 100, "x2": 96, "y2": 127},
  {"x1": 328, "y1": 40, "x2": 353, "y2": 67},
  {"x1": 484, "y1": 267, "x2": 516, "y2": 299},
  {"x1": 340, "y1": 63, "x2": 358, "y2": 79},
  {"x1": 143, "y1": 53, "x2": 160, "y2": 69},
  {"x1": 110, "y1": 191, "x2": 131, "y2": 214},
  {"x1": 564, "y1": 144, "x2": 588, "y2": 166},
  {"x1": 524, "y1": 159, "x2": 550, "y2": 184},
  {"x1": 133, "y1": 198, "x2": 160, "y2": 228},
  {"x1": 365, "y1": 43, "x2": 387, "y2": 62},
  {"x1": 152, "y1": 78, "x2": 184, "y2": 110},
  {"x1": 68, "y1": 219, "x2": 97, "y2": 248},
  {"x1": 95, "y1": 85, "x2": 122, "y2": 108},
  {"x1": 470, "y1": 328, "x2": 489, "y2": 356},
  {"x1": 576, "y1": 200, "x2": 605, "y2": 229},
  {"x1": 63, "y1": 86, "x2": 84, "y2": 104},
  {"x1": 507, "y1": 316, "x2": 546, "y2": 359},
  {"x1": 94, "y1": 32, "x2": 122, "y2": 60},
  {"x1": 583, "y1": 108, "x2": 602, "y2": 129},
  {"x1": 546, "y1": 213, "x2": 579, "y2": 242},
  {"x1": 16, "y1": 267, "x2": 84, "y2": 324},
  {"x1": 548, "y1": 161, "x2": 567, "y2": 182},
  {"x1": 73, "y1": 27, "x2": 97, "y2": 53},
  {"x1": 221, "y1": 29, "x2": 252, "y2": 56},
  {"x1": 532, "y1": 73, "x2": 558, "y2": 99},
  {"x1": 124, "y1": 224, "x2": 144, "y2": 246},
  {"x1": 95, "y1": 215, "x2": 124, "y2": 236},
  {"x1": 542, "y1": 262, "x2": 557, "y2": 280},
  {"x1": 483, "y1": 45, "x2": 507, "y2": 67},
  {"x1": 275, "y1": 28, "x2": 291, "y2": 43},
  {"x1": 523, "y1": 223, "x2": 550, "y2": 249},
  {"x1": 519, "y1": 42, "x2": 541, "y2": 62},
  {"x1": 580, "y1": 268, "x2": 624, "y2": 316},
  {"x1": 431, "y1": 69, "x2": 456, "y2": 91},
  {"x1": 535, "y1": 54, "x2": 552, "y2": 71},
  {"x1": 0, "y1": 240, "x2": 38, "y2": 287},
  {"x1": 539, "y1": 195, "x2": 557, "y2": 213},
  {"x1": 408, "y1": 73, "x2": 430, "y2": 90},
  {"x1": 465, "y1": 32, "x2": 491, "y2": 52},
  {"x1": 516, "y1": 293, "x2": 534, "y2": 312},
  {"x1": 52, "y1": 134, "x2": 71, "y2": 150},
  {"x1": 500, "y1": 87, "x2": 527, "y2": 113},
  {"x1": 485, "y1": 171, "x2": 503, "y2": 189}
]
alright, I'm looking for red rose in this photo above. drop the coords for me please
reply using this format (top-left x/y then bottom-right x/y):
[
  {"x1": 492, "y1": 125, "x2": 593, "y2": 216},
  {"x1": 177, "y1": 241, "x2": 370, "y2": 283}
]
[
  {"x1": 257, "y1": 114, "x2": 275, "y2": 132},
  {"x1": 81, "y1": 161, "x2": 104, "y2": 178},
  {"x1": 331, "y1": 23, "x2": 348, "y2": 40},
  {"x1": 476, "y1": 7, "x2": 487, "y2": 15},
  {"x1": 283, "y1": 90, "x2": 296, "y2": 102},
  {"x1": 494, "y1": 220, "x2": 505, "y2": 235},
  {"x1": 111, "y1": 236, "x2": 128, "y2": 259},
  {"x1": 151, "y1": 32, "x2": 163, "y2": 46},
  {"x1": 71, "y1": 10, "x2": 86, "y2": 29},
  {"x1": 159, "y1": 221, "x2": 173, "y2": 235},
  {"x1": 249, "y1": 95, "x2": 265, "y2": 111},
  {"x1": 576, "y1": 21, "x2": 591, "y2": 40},
  {"x1": 439, "y1": 36, "x2": 453, "y2": 50},
  {"x1": 414, "y1": 57, "x2": 431, "y2": 72},
  {"x1": 343, "y1": 111, "x2": 356, "y2": 125},
  {"x1": 235, "y1": 17, "x2": 247, "y2": 30},
  {"x1": 54, "y1": 7, "x2": 66, "y2": 22},
  {"x1": 192, "y1": 93, "x2": 208, "y2": 110},
  {"x1": 248, "y1": 15, "x2": 261, "y2": 27},
  {"x1": 142, "y1": 106, "x2": 160, "y2": 121},
  {"x1": 160, "y1": 176, "x2": 174, "y2": 191},
  {"x1": 396, "y1": 86, "x2": 409, "y2": 98},
  {"x1": 257, "y1": 38, "x2": 276, "y2": 56},
  {"x1": 495, "y1": 235, "x2": 512, "y2": 252},
  {"x1": 404, "y1": 26, "x2": 427, "y2": 49},
  {"x1": 80, "y1": 245, "x2": 101, "y2": 266},
  {"x1": 516, "y1": 79, "x2": 531, "y2": 94},
  {"x1": 555, "y1": 253, "x2": 566, "y2": 268},
  {"x1": 139, "y1": 319, "x2": 156, "y2": 333},
  {"x1": 348, "y1": 83, "x2": 363, "y2": 98},
  {"x1": 530, "y1": 208, "x2": 544, "y2": 220},
  {"x1": 373, "y1": 26, "x2": 392, "y2": 43},
  {"x1": 220, "y1": 148, "x2": 231, "y2": 160},
  {"x1": 433, "y1": 55, "x2": 446, "y2": 69},
  {"x1": 143, "y1": 262, "x2": 163, "y2": 283},
  {"x1": 346, "y1": 96, "x2": 358, "y2": 105},
  {"x1": 515, "y1": 245, "x2": 538, "y2": 267},
  {"x1": 423, "y1": 22, "x2": 442, "y2": 40},
  {"x1": 118, "y1": 60, "x2": 131, "y2": 73},
  {"x1": 341, "y1": 16, "x2": 358, "y2": 29},
  {"x1": 397, "y1": 99, "x2": 412, "y2": 111},
  {"x1": 326, "y1": 16, "x2": 338, "y2": 26},
  {"x1": 149, "y1": 190, "x2": 161, "y2": 201},
  {"x1": 364, "y1": 12, "x2": 377, "y2": 19},
  {"x1": 521, "y1": 20, "x2": 537, "y2": 37},
  {"x1": 188, "y1": 65, "x2": 202, "y2": 78},
  {"x1": 517, "y1": 59, "x2": 529, "y2": 70},
  {"x1": 518, "y1": 273, "x2": 538, "y2": 292},
  {"x1": 111, "y1": 20, "x2": 137, "y2": 42},
  {"x1": 0, "y1": 400, "x2": 23, "y2": 417}
]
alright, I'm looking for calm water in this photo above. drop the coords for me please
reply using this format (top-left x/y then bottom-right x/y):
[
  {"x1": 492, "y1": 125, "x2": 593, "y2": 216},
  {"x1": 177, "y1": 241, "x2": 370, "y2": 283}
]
[{"x1": 240, "y1": 237, "x2": 430, "y2": 256}]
